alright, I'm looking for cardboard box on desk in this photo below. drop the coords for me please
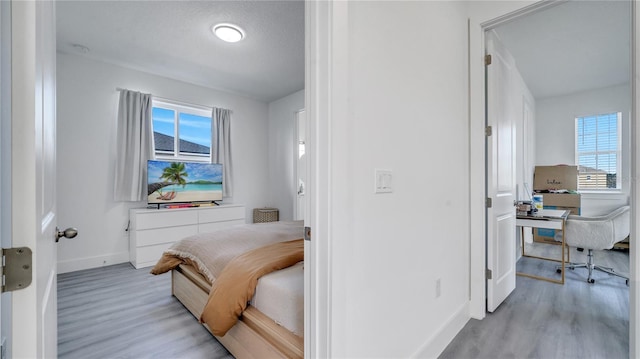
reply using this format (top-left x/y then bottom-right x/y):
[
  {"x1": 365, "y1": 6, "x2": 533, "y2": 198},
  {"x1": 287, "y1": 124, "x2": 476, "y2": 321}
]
[{"x1": 533, "y1": 165, "x2": 578, "y2": 191}]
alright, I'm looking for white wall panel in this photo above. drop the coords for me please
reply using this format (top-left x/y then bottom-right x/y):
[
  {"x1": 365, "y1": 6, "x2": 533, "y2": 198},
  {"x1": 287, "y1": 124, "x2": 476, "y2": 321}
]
[{"x1": 325, "y1": 2, "x2": 470, "y2": 357}]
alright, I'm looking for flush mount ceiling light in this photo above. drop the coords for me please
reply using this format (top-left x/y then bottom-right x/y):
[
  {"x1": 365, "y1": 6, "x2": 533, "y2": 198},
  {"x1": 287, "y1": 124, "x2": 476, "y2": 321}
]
[{"x1": 212, "y1": 23, "x2": 245, "y2": 43}]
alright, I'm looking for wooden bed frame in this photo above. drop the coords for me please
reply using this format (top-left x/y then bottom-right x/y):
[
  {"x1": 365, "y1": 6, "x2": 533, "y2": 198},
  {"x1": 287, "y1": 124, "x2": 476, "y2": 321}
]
[{"x1": 171, "y1": 264, "x2": 304, "y2": 359}]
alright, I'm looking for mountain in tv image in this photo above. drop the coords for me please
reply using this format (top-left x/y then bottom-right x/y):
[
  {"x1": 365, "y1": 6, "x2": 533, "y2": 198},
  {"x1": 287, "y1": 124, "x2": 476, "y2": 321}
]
[{"x1": 147, "y1": 160, "x2": 223, "y2": 204}]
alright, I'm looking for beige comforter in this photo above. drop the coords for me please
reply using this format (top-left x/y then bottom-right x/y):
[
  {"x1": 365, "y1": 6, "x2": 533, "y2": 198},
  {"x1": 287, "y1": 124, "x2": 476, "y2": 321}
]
[{"x1": 150, "y1": 221, "x2": 304, "y2": 335}]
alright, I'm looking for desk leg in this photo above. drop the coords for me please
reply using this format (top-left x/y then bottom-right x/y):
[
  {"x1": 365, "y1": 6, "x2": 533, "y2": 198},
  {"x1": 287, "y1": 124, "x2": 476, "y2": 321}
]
[
  {"x1": 521, "y1": 226, "x2": 525, "y2": 257},
  {"x1": 560, "y1": 219, "x2": 565, "y2": 284}
]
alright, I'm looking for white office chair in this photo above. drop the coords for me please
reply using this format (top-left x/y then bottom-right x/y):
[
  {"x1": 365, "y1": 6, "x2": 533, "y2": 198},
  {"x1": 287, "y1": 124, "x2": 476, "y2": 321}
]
[{"x1": 557, "y1": 206, "x2": 630, "y2": 285}]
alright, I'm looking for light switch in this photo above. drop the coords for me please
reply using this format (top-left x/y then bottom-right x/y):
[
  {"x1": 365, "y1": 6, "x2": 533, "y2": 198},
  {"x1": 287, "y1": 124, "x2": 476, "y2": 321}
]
[{"x1": 375, "y1": 169, "x2": 393, "y2": 193}]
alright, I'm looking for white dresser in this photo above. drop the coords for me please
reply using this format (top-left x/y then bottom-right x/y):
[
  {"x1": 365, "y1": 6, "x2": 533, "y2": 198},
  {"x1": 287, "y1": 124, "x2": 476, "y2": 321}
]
[{"x1": 129, "y1": 204, "x2": 245, "y2": 268}]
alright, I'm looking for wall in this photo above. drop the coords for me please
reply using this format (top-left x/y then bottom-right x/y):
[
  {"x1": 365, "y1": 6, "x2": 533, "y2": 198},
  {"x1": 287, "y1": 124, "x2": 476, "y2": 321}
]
[
  {"x1": 535, "y1": 83, "x2": 631, "y2": 215},
  {"x1": 322, "y1": 2, "x2": 470, "y2": 357},
  {"x1": 267, "y1": 90, "x2": 304, "y2": 221},
  {"x1": 56, "y1": 53, "x2": 270, "y2": 273}
]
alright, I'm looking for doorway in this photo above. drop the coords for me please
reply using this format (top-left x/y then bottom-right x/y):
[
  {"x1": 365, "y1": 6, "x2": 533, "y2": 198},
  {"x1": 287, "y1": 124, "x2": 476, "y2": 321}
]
[
  {"x1": 489, "y1": 0, "x2": 632, "y2": 307},
  {"x1": 470, "y1": 0, "x2": 637, "y2": 356}
]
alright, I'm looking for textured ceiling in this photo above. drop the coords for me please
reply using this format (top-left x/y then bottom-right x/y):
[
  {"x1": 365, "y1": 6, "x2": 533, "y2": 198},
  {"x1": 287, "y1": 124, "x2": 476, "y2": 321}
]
[
  {"x1": 56, "y1": 0, "x2": 305, "y2": 103},
  {"x1": 494, "y1": 0, "x2": 631, "y2": 99},
  {"x1": 58, "y1": 1, "x2": 629, "y2": 102}
]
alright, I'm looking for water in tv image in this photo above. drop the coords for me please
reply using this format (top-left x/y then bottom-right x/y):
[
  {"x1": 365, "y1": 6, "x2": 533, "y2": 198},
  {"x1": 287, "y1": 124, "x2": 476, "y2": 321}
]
[{"x1": 147, "y1": 160, "x2": 223, "y2": 204}]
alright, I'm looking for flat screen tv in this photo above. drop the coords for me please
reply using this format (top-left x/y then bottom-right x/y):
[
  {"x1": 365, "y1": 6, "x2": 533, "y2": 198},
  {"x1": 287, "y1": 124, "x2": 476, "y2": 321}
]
[{"x1": 147, "y1": 160, "x2": 223, "y2": 206}]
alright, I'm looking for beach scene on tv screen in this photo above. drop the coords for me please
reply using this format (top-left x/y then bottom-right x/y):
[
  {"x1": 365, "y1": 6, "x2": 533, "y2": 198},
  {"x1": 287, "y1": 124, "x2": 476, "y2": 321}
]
[{"x1": 147, "y1": 161, "x2": 223, "y2": 204}]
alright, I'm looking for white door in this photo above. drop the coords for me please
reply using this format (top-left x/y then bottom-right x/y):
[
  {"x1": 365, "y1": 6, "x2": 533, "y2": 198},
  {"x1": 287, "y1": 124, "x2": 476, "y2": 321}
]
[
  {"x1": 0, "y1": 0, "x2": 10, "y2": 356},
  {"x1": 485, "y1": 30, "x2": 517, "y2": 312},
  {"x1": 9, "y1": 1, "x2": 59, "y2": 357},
  {"x1": 295, "y1": 110, "x2": 307, "y2": 221}
]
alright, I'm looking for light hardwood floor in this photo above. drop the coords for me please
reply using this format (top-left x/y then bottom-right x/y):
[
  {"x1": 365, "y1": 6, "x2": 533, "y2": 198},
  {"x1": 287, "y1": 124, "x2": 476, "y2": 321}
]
[
  {"x1": 440, "y1": 245, "x2": 630, "y2": 359},
  {"x1": 59, "y1": 245, "x2": 629, "y2": 359},
  {"x1": 58, "y1": 263, "x2": 233, "y2": 359}
]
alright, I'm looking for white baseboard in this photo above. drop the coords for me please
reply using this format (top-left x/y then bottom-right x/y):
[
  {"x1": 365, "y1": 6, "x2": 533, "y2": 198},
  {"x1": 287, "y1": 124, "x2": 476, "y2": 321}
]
[
  {"x1": 411, "y1": 301, "x2": 470, "y2": 358},
  {"x1": 57, "y1": 251, "x2": 130, "y2": 274}
]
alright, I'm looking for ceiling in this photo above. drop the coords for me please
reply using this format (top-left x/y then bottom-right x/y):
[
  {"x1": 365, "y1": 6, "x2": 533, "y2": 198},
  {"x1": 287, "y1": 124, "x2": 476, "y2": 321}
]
[
  {"x1": 56, "y1": 1, "x2": 630, "y2": 103},
  {"x1": 494, "y1": 0, "x2": 631, "y2": 100},
  {"x1": 56, "y1": 0, "x2": 305, "y2": 103}
]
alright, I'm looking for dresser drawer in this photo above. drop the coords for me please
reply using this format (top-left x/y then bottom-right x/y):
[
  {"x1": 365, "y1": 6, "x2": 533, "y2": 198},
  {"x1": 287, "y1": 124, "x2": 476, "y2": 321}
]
[
  {"x1": 136, "y1": 210, "x2": 198, "y2": 230},
  {"x1": 135, "y1": 225, "x2": 198, "y2": 247},
  {"x1": 199, "y1": 219, "x2": 245, "y2": 233},
  {"x1": 198, "y1": 206, "x2": 245, "y2": 224},
  {"x1": 134, "y1": 243, "x2": 175, "y2": 268}
]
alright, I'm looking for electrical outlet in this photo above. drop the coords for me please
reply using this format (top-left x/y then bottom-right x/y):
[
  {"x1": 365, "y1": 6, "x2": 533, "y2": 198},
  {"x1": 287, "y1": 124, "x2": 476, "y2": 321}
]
[{"x1": 435, "y1": 278, "x2": 441, "y2": 298}]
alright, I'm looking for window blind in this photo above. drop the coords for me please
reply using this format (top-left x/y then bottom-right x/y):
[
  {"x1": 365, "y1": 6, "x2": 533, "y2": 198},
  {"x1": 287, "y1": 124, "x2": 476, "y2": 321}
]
[{"x1": 575, "y1": 112, "x2": 620, "y2": 190}]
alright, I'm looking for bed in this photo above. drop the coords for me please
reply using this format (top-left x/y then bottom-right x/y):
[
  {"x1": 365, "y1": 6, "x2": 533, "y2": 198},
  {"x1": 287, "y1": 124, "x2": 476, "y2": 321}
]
[{"x1": 151, "y1": 220, "x2": 305, "y2": 359}]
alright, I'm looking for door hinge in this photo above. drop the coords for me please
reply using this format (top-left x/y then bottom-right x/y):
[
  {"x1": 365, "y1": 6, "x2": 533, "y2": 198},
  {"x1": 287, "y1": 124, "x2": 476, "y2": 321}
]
[
  {"x1": 1, "y1": 247, "x2": 32, "y2": 293},
  {"x1": 486, "y1": 269, "x2": 493, "y2": 280},
  {"x1": 485, "y1": 54, "x2": 492, "y2": 66},
  {"x1": 485, "y1": 126, "x2": 492, "y2": 137},
  {"x1": 304, "y1": 226, "x2": 311, "y2": 241},
  {"x1": 486, "y1": 197, "x2": 493, "y2": 208}
]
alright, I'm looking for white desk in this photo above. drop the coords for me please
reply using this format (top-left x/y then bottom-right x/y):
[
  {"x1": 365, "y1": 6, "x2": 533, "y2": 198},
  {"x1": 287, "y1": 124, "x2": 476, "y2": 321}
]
[{"x1": 516, "y1": 209, "x2": 570, "y2": 284}]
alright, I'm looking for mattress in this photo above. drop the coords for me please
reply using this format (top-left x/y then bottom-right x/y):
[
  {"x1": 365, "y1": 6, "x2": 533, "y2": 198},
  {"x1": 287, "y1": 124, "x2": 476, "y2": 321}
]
[
  {"x1": 178, "y1": 262, "x2": 304, "y2": 336},
  {"x1": 251, "y1": 261, "x2": 304, "y2": 336}
]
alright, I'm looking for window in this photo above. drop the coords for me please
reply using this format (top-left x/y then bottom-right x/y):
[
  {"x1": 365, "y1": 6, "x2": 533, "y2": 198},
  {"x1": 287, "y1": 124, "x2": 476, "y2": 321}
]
[
  {"x1": 575, "y1": 112, "x2": 621, "y2": 190},
  {"x1": 152, "y1": 99, "x2": 212, "y2": 162}
]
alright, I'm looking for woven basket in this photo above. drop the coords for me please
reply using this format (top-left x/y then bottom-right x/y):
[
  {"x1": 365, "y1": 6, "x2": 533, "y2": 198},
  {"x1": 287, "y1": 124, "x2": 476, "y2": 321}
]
[{"x1": 253, "y1": 208, "x2": 279, "y2": 223}]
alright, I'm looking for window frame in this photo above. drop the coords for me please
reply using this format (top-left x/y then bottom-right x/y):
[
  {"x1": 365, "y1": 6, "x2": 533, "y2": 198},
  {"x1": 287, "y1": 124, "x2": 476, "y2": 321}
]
[
  {"x1": 574, "y1": 111, "x2": 622, "y2": 191},
  {"x1": 151, "y1": 99, "x2": 213, "y2": 163}
]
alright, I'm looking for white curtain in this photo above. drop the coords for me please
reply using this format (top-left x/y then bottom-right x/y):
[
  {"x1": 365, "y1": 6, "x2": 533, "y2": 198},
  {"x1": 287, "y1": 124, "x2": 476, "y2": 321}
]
[
  {"x1": 114, "y1": 89, "x2": 154, "y2": 201},
  {"x1": 212, "y1": 107, "x2": 233, "y2": 197}
]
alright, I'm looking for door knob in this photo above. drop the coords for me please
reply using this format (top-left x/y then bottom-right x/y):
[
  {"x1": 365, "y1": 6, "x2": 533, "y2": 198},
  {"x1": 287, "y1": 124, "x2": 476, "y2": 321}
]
[{"x1": 56, "y1": 227, "x2": 78, "y2": 242}]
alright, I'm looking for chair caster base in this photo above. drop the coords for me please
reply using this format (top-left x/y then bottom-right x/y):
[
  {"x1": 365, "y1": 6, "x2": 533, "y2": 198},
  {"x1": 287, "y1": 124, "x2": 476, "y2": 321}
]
[
  {"x1": 556, "y1": 268, "x2": 562, "y2": 274},
  {"x1": 588, "y1": 278, "x2": 595, "y2": 284}
]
